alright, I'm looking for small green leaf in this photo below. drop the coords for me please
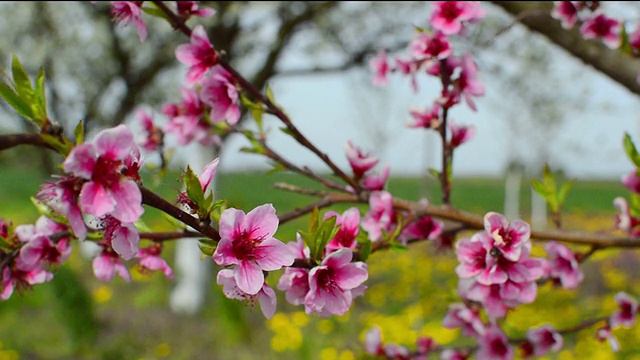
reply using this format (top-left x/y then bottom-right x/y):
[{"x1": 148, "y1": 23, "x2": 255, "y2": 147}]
[
  {"x1": 623, "y1": 133, "x2": 640, "y2": 167},
  {"x1": 265, "y1": 83, "x2": 276, "y2": 104},
  {"x1": 389, "y1": 241, "x2": 408, "y2": 252},
  {"x1": 162, "y1": 212, "x2": 187, "y2": 230},
  {"x1": 198, "y1": 240, "x2": 216, "y2": 257},
  {"x1": 74, "y1": 120, "x2": 84, "y2": 145},
  {"x1": 141, "y1": 3, "x2": 171, "y2": 20},
  {"x1": 280, "y1": 126, "x2": 294, "y2": 137},
  {"x1": 358, "y1": 240, "x2": 371, "y2": 262},
  {"x1": 133, "y1": 219, "x2": 153, "y2": 233},
  {"x1": 185, "y1": 166, "x2": 206, "y2": 210},
  {"x1": 557, "y1": 179, "x2": 575, "y2": 205},
  {"x1": 33, "y1": 67, "x2": 47, "y2": 121},
  {"x1": 428, "y1": 168, "x2": 440, "y2": 179},
  {"x1": 0, "y1": 82, "x2": 33, "y2": 119},
  {"x1": 40, "y1": 133, "x2": 73, "y2": 156},
  {"x1": 620, "y1": 24, "x2": 633, "y2": 55},
  {"x1": 11, "y1": 55, "x2": 32, "y2": 96}
]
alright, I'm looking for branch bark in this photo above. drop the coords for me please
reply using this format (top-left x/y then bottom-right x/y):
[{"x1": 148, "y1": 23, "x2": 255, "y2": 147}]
[{"x1": 491, "y1": 1, "x2": 640, "y2": 97}]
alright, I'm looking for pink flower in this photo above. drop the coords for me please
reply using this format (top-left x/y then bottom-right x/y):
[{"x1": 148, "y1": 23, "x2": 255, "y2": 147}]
[
  {"x1": 136, "y1": 109, "x2": 163, "y2": 153},
  {"x1": 364, "y1": 326, "x2": 384, "y2": 356},
  {"x1": 442, "y1": 302, "x2": 486, "y2": 337},
  {"x1": 136, "y1": 244, "x2": 173, "y2": 279},
  {"x1": 324, "y1": 208, "x2": 360, "y2": 253},
  {"x1": 345, "y1": 140, "x2": 379, "y2": 179},
  {"x1": 217, "y1": 269, "x2": 277, "y2": 319},
  {"x1": 395, "y1": 58, "x2": 419, "y2": 92},
  {"x1": 551, "y1": 2, "x2": 579, "y2": 29},
  {"x1": 63, "y1": 125, "x2": 144, "y2": 224},
  {"x1": 213, "y1": 204, "x2": 294, "y2": 295},
  {"x1": 200, "y1": 66, "x2": 240, "y2": 125},
  {"x1": 399, "y1": 215, "x2": 444, "y2": 245},
  {"x1": 37, "y1": 175, "x2": 87, "y2": 240},
  {"x1": 101, "y1": 216, "x2": 140, "y2": 260},
  {"x1": 544, "y1": 241, "x2": 583, "y2": 289},
  {"x1": 463, "y1": 279, "x2": 538, "y2": 319},
  {"x1": 92, "y1": 249, "x2": 131, "y2": 282},
  {"x1": 449, "y1": 120, "x2": 476, "y2": 148},
  {"x1": 162, "y1": 87, "x2": 218, "y2": 146},
  {"x1": 628, "y1": 25, "x2": 640, "y2": 56},
  {"x1": 1, "y1": 260, "x2": 53, "y2": 300},
  {"x1": 176, "y1": 25, "x2": 219, "y2": 84},
  {"x1": 383, "y1": 344, "x2": 411, "y2": 360},
  {"x1": 362, "y1": 191, "x2": 395, "y2": 242},
  {"x1": 369, "y1": 50, "x2": 390, "y2": 86},
  {"x1": 483, "y1": 212, "x2": 530, "y2": 262},
  {"x1": 621, "y1": 170, "x2": 640, "y2": 194},
  {"x1": 613, "y1": 197, "x2": 640, "y2": 236},
  {"x1": 595, "y1": 325, "x2": 620, "y2": 352},
  {"x1": 110, "y1": 1, "x2": 147, "y2": 42},
  {"x1": 19, "y1": 232, "x2": 71, "y2": 268},
  {"x1": 304, "y1": 248, "x2": 368, "y2": 316},
  {"x1": 524, "y1": 324, "x2": 563, "y2": 357},
  {"x1": 277, "y1": 236, "x2": 310, "y2": 306},
  {"x1": 176, "y1": 1, "x2": 215, "y2": 19},
  {"x1": 408, "y1": 104, "x2": 441, "y2": 129},
  {"x1": 441, "y1": 349, "x2": 469, "y2": 360},
  {"x1": 610, "y1": 291, "x2": 638, "y2": 329},
  {"x1": 580, "y1": 13, "x2": 621, "y2": 49},
  {"x1": 410, "y1": 32, "x2": 452, "y2": 60},
  {"x1": 476, "y1": 326, "x2": 514, "y2": 360},
  {"x1": 430, "y1": 1, "x2": 486, "y2": 36},
  {"x1": 450, "y1": 54, "x2": 485, "y2": 111},
  {"x1": 361, "y1": 164, "x2": 390, "y2": 191}
]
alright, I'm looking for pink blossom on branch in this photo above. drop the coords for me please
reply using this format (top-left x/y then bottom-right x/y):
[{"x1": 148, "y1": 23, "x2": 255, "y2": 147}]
[
  {"x1": 1, "y1": 259, "x2": 53, "y2": 300},
  {"x1": 176, "y1": 25, "x2": 219, "y2": 84},
  {"x1": 200, "y1": 66, "x2": 241, "y2": 125},
  {"x1": 361, "y1": 190, "x2": 395, "y2": 242},
  {"x1": 544, "y1": 241, "x2": 584, "y2": 289},
  {"x1": 442, "y1": 302, "x2": 486, "y2": 337},
  {"x1": 213, "y1": 204, "x2": 294, "y2": 295},
  {"x1": 136, "y1": 244, "x2": 173, "y2": 279},
  {"x1": 136, "y1": 109, "x2": 163, "y2": 153},
  {"x1": 369, "y1": 50, "x2": 390, "y2": 86},
  {"x1": 613, "y1": 197, "x2": 640, "y2": 237},
  {"x1": 483, "y1": 212, "x2": 530, "y2": 262},
  {"x1": 523, "y1": 324, "x2": 564, "y2": 357},
  {"x1": 110, "y1": 1, "x2": 147, "y2": 42},
  {"x1": 176, "y1": 1, "x2": 216, "y2": 19},
  {"x1": 92, "y1": 248, "x2": 131, "y2": 282},
  {"x1": 580, "y1": 13, "x2": 621, "y2": 49},
  {"x1": 277, "y1": 236, "x2": 310, "y2": 306},
  {"x1": 361, "y1": 164, "x2": 390, "y2": 191},
  {"x1": 323, "y1": 208, "x2": 360, "y2": 253},
  {"x1": 476, "y1": 326, "x2": 514, "y2": 360},
  {"x1": 408, "y1": 104, "x2": 441, "y2": 129},
  {"x1": 217, "y1": 269, "x2": 277, "y2": 319},
  {"x1": 551, "y1": 2, "x2": 580, "y2": 29},
  {"x1": 36, "y1": 175, "x2": 86, "y2": 240},
  {"x1": 610, "y1": 291, "x2": 638, "y2": 329},
  {"x1": 162, "y1": 87, "x2": 218, "y2": 146},
  {"x1": 409, "y1": 32, "x2": 452, "y2": 61},
  {"x1": 595, "y1": 325, "x2": 620, "y2": 352},
  {"x1": 345, "y1": 140, "x2": 379, "y2": 179},
  {"x1": 304, "y1": 248, "x2": 368, "y2": 316},
  {"x1": 429, "y1": 1, "x2": 486, "y2": 36},
  {"x1": 62, "y1": 125, "x2": 144, "y2": 224},
  {"x1": 449, "y1": 120, "x2": 476, "y2": 148},
  {"x1": 621, "y1": 169, "x2": 640, "y2": 193}
]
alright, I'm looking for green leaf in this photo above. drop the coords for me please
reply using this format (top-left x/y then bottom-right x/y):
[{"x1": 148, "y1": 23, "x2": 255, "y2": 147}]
[
  {"x1": 312, "y1": 217, "x2": 339, "y2": 261},
  {"x1": 185, "y1": 166, "x2": 205, "y2": 210},
  {"x1": 74, "y1": 120, "x2": 84, "y2": 145},
  {"x1": 141, "y1": 3, "x2": 171, "y2": 20},
  {"x1": 40, "y1": 133, "x2": 73, "y2": 156},
  {"x1": 279, "y1": 126, "x2": 294, "y2": 137},
  {"x1": 557, "y1": 179, "x2": 575, "y2": 205},
  {"x1": 198, "y1": 241, "x2": 216, "y2": 257},
  {"x1": 265, "y1": 83, "x2": 276, "y2": 104},
  {"x1": 428, "y1": 168, "x2": 440, "y2": 179},
  {"x1": 389, "y1": 241, "x2": 408, "y2": 252},
  {"x1": 33, "y1": 67, "x2": 47, "y2": 121},
  {"x1": 133, "y1": 219, "x2": 153, "y2": 233},
  {"x1": 358, "y1": 240, "x2": 371, "y2": 262},
  {"x1": 623, "y1": 133, "x2": 640, "y2": 167},
  {"x1": 620, "y1": 24, "x2": 633, "y2": 55},
  {"x1": 11, "y1": 55, "x2": 32, "y2": 96},
  {"x1": 531, "y1": 179, "x2": 550, "y2": 198},
  {"x1": 162, "y1": 212, "x2": 187, "y2": 230},
  {"x1": 0, "y1": 82, "x2": 33, "y2": 119}
]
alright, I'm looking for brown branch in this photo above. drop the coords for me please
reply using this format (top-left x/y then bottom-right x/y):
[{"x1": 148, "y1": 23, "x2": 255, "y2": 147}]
[
  {"x1": 0, "y1": 133, "x2": 56, "y2": 152},
  {"x1": 139, "y1": 186, "x2": 220, "y2": 241},
  {"x1": 491, "y1": 1, "x2": 640, "y2": 97},
  {"x1": 139, "y1": 230, "x2": 202, "y2": 242}
]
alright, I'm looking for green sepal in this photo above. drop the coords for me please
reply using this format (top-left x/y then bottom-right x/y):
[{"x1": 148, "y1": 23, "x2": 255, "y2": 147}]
[
  {"x1": 11, "y1": 55, "x2": 32, "y2": 97},
  {"x1": 358, "y1": 240, "x2": 371, "y2": 262},
  {"x1": 141, "y1": 3, "x2": 171, "y2": 21},
  {"x1": 40, "y1": 133, "x2": 73, "y2": 156},
  {"x1": 74, "y1": 120, "x2": 84, "y2": 145},
  {"x1": 0, "y1": 82, "x2": 33, "y2": 119},
  {"x1": 185, "y1": 166, "x2": 206, "y2": 211},
  {"x1": 198, "y1": 239, "x2": 217, "y2": 257},
  {"x1": 623, "y1": 133, "x2": 640, "y2": 167}
]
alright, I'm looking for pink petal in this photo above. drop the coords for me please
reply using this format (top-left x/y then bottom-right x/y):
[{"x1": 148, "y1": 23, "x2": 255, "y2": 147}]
[
  {"x1": 80, "y1": 182, "x2": 116, "y2": 217},
  {"x1": 94, "y1": 124, "x2": 135, "y2": 160},
  {"x1": 92, "y1": 256, "x2": 115, "y2": 281},
  {"x1": 335, "y1": 262, "x2": 368, "y2": 290},
  {"x1": 218, "y1": 207, "x2": 245, "y2": 241},
  {"x1": 255, "y1": 238, "x2": 295, "y2": 270},
  {"x1": 63, "y1": 143, "x2": 96, "y2": 179},
  {"x1": 235, "y1": 260, "x2": 264, "y2": 295},
  {"x1": 111, "y1": 180, "x2": 144, "y2": 223},
  {"x1": 244, "y1": 204, "x2": 278, "y2": 240},
  {"x1": 258, "y1": 284, "x2": 277, "y2": 319}
]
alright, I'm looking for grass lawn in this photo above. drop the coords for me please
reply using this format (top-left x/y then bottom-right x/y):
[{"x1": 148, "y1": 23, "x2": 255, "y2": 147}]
[{"x1": 0, "y1": 167, "x2": 637, "y2": 359}]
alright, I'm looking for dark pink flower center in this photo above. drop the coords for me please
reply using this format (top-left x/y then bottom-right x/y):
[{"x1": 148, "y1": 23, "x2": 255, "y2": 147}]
[
  {"x1": 92, "y1": 156, "x2": 123, "y2": 188},
  {"x1": 315, "y1": 267, "x2": 338, "y2": 294},
  {"x1": 490, "y1": 337, "x2": 509, "y2": 356},
  {"x1": 440, "y1": 2, "x2": 464, "y2": 22},
  {"x1": 232, "y1": 231, "x2": 263, "y2": 260}
]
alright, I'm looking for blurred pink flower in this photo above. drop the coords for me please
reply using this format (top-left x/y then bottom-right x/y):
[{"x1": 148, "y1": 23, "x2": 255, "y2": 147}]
[
  {"x1": 176, "y1": 25, "x2": 219, "y2": 84},
  {"x1": 580, "y1": 13, "x2": 621, "y2": 49},
  {"x1": 110, "y1": 1, "x2": 147, "y2": 42},
  {"x1": 369, "y1": 50, "x2": 390, "y2": 86},
  {"x1": 217, "y1": 268, "x2": 277, "y2": 319}
]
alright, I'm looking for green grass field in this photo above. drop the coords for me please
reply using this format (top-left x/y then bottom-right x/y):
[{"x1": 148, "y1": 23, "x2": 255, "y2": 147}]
[{"x1": 0, "y1": 167, "x2": 637, "y2": 359}]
